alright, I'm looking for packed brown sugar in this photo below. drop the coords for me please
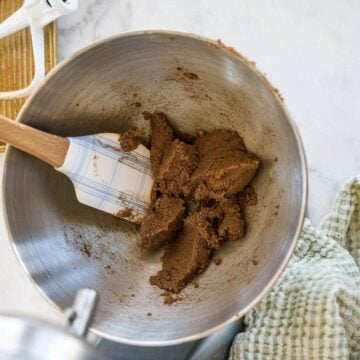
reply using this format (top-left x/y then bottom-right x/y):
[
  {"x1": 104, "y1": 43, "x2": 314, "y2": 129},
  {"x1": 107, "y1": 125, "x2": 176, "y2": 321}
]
[
  {"x1": 119, "y1": 129, "x2": 145, "y2": 152},
  {"x1": 120, "y1": 112, "x2": 261, "y2": 297}
]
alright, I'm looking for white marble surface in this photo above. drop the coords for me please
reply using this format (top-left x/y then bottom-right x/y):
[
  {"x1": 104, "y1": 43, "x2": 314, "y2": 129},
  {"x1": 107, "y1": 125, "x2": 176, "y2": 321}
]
[{"x1": 1, "y1": 0, "x2": 360, "y2": 326}]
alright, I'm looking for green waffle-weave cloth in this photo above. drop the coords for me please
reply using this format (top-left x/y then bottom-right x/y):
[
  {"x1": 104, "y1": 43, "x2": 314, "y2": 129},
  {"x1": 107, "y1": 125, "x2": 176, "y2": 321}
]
[{"x1": 230, "y1": 177, "x2": 360, "y2": 359}]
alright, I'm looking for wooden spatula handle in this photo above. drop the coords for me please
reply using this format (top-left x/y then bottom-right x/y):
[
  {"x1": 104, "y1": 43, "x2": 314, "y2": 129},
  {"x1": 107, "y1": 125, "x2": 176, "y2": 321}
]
[{"x1": 0, "y1": 115, "x2": 69, "y2": 167}]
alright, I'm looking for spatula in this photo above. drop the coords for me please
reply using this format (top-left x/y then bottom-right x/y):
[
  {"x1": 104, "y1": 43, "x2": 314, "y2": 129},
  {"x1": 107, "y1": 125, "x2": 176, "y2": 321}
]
[{"x1": 0, "y1": 115, "x2": 153, "y2": 224}]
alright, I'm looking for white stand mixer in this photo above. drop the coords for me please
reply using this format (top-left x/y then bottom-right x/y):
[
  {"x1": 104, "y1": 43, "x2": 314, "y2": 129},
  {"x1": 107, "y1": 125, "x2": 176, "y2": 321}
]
[{"x1": 0, "y1": 0, "x2": 78, "y2": 99}]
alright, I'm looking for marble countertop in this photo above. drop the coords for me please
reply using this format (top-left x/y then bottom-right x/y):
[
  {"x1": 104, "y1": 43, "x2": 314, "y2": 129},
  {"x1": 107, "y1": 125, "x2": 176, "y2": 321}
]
[{"x1": 1, "y1": 0, "x2": 360, "y2": 327}]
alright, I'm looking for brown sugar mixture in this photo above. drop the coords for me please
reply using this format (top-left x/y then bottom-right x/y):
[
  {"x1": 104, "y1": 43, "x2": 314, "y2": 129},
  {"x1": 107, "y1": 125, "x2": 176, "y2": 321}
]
[
  {"x1": 192, "y1": 130, "x2": 260, "y2": 200},
  {"x1": 140, "y1": 112, "x2": 261, "y2": 295},
  {"x1": 119, "y1": 129, "x2": 145, "y2": 152},
  {"x1": 141, "y1": 195, "x2": 185, "y2": 251},
  {"x1": 150, "y1": 212, "x2": 212, "y2": 293},
  {"x1": 143, "y1": 111, "x2": 173, "y2": 177},
  {"x1": 156, "y1": 139, "x2": 198, "y2": 197}
]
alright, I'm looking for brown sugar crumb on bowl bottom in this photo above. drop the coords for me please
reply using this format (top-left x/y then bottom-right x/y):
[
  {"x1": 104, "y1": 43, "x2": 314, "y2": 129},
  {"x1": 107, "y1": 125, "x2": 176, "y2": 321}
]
[
  {"x1": 81, "y1": 242, "x2": 92, "y2": 257},
  {"x1": 161, "y1": 292, "x2": 184, "y2": 305},
  {"x1": 138, "y1": 112, "x2": 261, "y2": 299}
]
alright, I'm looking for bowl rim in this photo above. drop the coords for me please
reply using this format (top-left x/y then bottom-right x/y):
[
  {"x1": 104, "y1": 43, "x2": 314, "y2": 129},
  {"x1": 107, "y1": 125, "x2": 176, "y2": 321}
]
[{"x1": 2, "y1": 29, "x2": 308, "y2": 347}]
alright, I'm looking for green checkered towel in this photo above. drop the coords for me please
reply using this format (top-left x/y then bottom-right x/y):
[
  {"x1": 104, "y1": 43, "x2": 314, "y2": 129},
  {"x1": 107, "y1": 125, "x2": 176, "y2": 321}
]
[{"x1": 230, "y1": 177, "x2": 360, "y2": 359}]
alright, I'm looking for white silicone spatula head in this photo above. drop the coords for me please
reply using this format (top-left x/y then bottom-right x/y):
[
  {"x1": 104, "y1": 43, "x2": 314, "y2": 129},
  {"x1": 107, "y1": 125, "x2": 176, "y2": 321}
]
[
  {"x1": 58, "y1": 133, "x2": 153, "y2": 223},
  {"x1": 0, "y1": 115, "x2": 153, "y2": 224}
]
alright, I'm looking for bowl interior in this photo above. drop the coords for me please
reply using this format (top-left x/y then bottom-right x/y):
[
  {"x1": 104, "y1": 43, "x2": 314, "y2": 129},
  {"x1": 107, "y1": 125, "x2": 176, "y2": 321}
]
[{"x1": 3, "y1": 32, "x2": 306, "y2": 345}]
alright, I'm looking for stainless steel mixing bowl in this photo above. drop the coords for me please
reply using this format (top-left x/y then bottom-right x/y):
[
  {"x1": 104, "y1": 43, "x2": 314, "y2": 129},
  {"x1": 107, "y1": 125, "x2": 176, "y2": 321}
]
[{"x1": 2, "y1": 31, "x2": 307, "y2": 346}]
